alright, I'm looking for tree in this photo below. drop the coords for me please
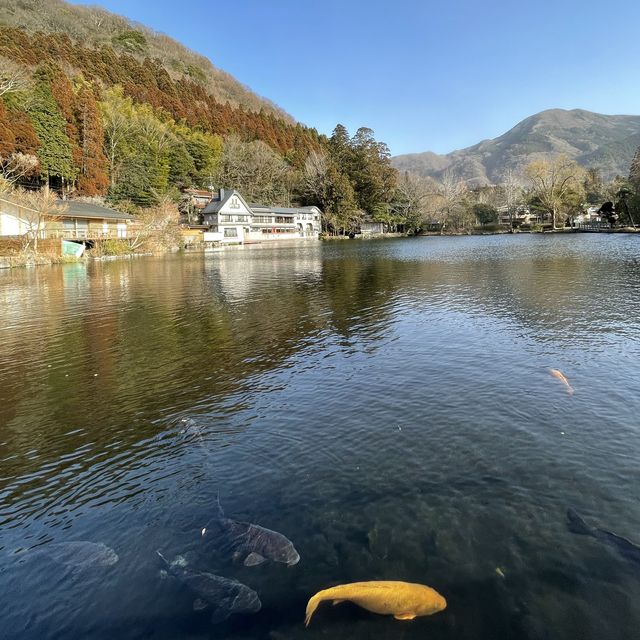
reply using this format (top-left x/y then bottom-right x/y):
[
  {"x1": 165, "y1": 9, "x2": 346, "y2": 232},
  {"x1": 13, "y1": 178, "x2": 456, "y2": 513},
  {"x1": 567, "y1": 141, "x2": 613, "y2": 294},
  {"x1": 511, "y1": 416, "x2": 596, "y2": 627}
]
[
  {"x1": 0, "y1": 152, "x2": 38, "y2": 187},
  {"x1": 214, "y1": 136, "x2": 292, "y2": 205},
  {"x1": 628, "y1": 147, "x2": 640, "y2": 194},
  {"x1": 583, "y1": 167, "x2": 605, "y2": 204},
  {"x1": 8, "y1": 186, "x2": 67, "y2": 252},
  {"x1": 524, "y1": 155, "x2": 585, "y2": 229},
  {"x1": 26, "y1": 66, "x2": 76, "y2": 188},
  {"x1": 433, "y1": 171, "x2": 469, "y2": 230},
  {"x1": 500, "y1": 169, "x2": 524, "y2": 228},
  {"x1": 0, "y1": 56, "x2": 28, "y2": 97},
  {"x1": 74, "y1": 80, "x2": 108, "y2": 195},
  {"x1": 390, "y1": 172, "x2": 434, "y2": 233},
  {"x1": 130, "y1": 198, "x2": 181, "y2": 251},
  {"x1": 472, "y1": 203, "x2": 499, "y2": 225}
]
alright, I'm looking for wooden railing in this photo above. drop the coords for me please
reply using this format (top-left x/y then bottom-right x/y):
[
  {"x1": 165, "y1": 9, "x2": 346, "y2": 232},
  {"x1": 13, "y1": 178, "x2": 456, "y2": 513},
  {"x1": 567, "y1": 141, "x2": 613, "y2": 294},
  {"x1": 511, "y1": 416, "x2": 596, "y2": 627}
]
[{"x1": 46, "y1": 229, "x2": 128, "y2": 240}]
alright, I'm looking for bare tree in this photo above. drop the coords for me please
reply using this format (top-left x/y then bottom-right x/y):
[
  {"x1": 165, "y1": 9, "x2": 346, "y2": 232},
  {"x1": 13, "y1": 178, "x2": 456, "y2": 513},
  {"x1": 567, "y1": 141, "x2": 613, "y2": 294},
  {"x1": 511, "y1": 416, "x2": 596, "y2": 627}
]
[
  {"x1": 0, "y1": 57, "x2": 29, "y2": 97},
  {"x1": 5, "y1": 187, "x2": 67, "y2": 253},
  {"x1": 214, "y1": 136, "x2": 292, "y2": 205},
  {"x1": 501, "y1": 169, "x2": 524, "y2": 228},
  {"x1": 301, "y1": 150, "x2": 328, "y2": 203},
  {"x1": 433, "y1": 171, "x2": 469, "y2": 230},
  {"x1": 524, "y1": 155, "x2": 585, "y2": 229},
  {"x1": 391, "y1": 172, "x2": 435, "y2": 232},
  {"x1": 0, "y1": 153, "x2": 39, "y2": 187},
  {"x1": 130, "y1": 198, "x2": 181, "y2": 251}
]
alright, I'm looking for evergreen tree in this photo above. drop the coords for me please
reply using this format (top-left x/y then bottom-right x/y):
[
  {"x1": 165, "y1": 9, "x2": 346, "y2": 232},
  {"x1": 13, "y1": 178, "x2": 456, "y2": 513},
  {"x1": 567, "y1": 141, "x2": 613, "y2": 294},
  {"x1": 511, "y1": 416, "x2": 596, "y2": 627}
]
[
  {"x1": 74, "y1": 80, "x2": 108, "y2": 195},
  {"x1": 628, "y1": 147, "x2": 640, "y2": 193},
  {"x1": 27, "y1": 66, "x2": 76, "y2": 186}
]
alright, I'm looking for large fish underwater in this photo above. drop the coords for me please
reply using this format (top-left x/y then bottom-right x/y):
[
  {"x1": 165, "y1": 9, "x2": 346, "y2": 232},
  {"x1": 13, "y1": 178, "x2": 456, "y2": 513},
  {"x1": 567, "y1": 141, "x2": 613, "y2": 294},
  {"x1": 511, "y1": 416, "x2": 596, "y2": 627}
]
[
  {"x1": 157, "y1": 552, "x2": 261, "y2": 623},
  {"x1": 201, "y1": 500, "x2": 300, "y2": 567},
  {"x1": 15, "y1": 541, "x2": 119, "y2": 574},
  {"x1": 305, "y1": 580, "x2": 447, "y2": 626},
  {"x1": 567, "y1": 508, "x2": 640, "y2": 567}
]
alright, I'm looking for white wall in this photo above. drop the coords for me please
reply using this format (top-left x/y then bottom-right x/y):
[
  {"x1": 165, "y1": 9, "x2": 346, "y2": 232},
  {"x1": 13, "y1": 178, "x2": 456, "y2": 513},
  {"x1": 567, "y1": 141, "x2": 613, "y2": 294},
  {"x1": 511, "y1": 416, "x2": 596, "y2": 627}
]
[{"x1": 0, "y1": 212, "x2": 28, "y2": 236}]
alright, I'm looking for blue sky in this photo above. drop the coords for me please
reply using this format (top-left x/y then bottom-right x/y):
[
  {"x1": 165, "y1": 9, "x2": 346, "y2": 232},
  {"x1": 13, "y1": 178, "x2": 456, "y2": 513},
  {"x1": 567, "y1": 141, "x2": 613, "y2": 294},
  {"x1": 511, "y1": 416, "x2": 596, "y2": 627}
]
[{"x1": 69, "y1": 0, "x2": 640, "y2": 156}]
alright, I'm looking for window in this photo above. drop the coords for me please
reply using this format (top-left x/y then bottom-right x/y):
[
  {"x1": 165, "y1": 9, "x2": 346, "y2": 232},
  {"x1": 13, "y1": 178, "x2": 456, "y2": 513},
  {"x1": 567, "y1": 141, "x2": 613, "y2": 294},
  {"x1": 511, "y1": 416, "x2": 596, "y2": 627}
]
[
  {"x1": 235, "y1": 216, "x2": 248, "y2": 222},
  {"x1": 224, "y1": 227, "x2": 238, "y2": 238},
  {"x1": 229, "y1": 197, "x2": 240, "y2": 209}
]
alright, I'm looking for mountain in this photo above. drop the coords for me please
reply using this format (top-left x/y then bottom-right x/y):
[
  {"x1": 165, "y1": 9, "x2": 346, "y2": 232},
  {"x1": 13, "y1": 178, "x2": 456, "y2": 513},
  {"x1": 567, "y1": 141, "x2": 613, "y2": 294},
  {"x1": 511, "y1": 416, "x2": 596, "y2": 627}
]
[
  {"x1": 392, "y1": 109, "x2": 640, "y2": 186},
  {"x1": 0, "y1": 0, "x2": 290, "y2": 120}
]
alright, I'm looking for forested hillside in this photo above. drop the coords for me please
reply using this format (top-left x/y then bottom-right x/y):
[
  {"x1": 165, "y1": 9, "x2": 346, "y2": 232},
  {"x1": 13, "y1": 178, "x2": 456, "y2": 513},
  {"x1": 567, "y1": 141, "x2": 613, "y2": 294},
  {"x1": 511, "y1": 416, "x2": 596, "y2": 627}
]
[
  {"x1": 0, "y1": 1, "x2": 405, "y2": 234},
  {"x1": 0, "y1": 0, "x2": 288, "y2": 119}
]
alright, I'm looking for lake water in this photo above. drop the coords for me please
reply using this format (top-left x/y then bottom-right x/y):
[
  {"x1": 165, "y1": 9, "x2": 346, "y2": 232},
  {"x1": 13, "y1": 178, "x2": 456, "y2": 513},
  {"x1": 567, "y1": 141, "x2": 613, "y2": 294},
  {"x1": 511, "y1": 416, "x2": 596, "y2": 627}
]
[{"x1": 1, "y1": 234, "x2": 640, "y2": 640}]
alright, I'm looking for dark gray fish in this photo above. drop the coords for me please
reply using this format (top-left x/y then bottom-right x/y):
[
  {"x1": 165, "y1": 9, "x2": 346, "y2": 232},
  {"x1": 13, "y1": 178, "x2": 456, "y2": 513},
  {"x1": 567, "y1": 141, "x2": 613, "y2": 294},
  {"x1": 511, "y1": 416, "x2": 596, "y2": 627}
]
[
  {"x1": 567, "y1": 508, "x2": 640, "y2": 567},
  {"x1": 201, "y1": 500, "x2": 300, "y2": 567},
  {"x1": 18, "y1": 541, "x2": 119, "y2": 571},
  {"x1": 157, "y1": 551, "x2": 261, "y2": 623}
]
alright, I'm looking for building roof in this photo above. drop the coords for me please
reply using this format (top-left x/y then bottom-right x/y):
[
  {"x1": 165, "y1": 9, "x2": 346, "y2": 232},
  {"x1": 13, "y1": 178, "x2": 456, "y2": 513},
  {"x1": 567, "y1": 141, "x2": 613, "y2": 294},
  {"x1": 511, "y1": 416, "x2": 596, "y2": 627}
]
[
  {"x1": 202, "y1": 189, "x2": 253, "y2": 215},
  {"x1": 57, "y1": 200, "x2": 134, "y2": 220}
]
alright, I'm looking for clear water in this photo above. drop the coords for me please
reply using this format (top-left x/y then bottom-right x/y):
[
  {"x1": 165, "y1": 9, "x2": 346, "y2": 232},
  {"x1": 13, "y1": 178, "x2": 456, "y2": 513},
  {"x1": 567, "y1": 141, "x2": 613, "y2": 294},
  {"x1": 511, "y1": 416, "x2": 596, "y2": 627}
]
[{"x1": 1, "y1": 235, "x2": 640, "y2": 640}]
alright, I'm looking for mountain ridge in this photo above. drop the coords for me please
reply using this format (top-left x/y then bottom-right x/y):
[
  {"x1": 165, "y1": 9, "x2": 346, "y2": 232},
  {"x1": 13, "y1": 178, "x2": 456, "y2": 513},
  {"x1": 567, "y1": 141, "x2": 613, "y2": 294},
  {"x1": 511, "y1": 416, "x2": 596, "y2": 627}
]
[{"x1": 391, "y1": 108, "x2": 640, "y2": 185}]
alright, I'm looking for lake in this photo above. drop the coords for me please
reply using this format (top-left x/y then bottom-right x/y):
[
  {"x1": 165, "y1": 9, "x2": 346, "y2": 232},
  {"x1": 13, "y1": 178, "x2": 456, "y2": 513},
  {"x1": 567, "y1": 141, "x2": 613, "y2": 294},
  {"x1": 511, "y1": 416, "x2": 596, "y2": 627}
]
[{"x1": 1, "y1": 234, "x2": 640, "y2": 640}]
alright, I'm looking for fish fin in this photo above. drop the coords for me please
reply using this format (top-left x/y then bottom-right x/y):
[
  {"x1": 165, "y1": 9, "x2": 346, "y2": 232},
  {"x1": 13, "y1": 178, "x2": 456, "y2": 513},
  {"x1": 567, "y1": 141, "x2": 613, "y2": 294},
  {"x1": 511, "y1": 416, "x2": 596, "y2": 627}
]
[
  {"x1": 394, "y1": 613, "x2": 416, "y2": 620},
  {"x1": 193, "y1": 598, "x2": 208, "y2": 611},
  {"x1": 332, "y1": 599, "x2": 345, "y2": 605},
  {"x1": 567, "y1": 509, "x2": 594, "y2": 536},
  {"x1": 243, "y1": 552, "x2": 266, "y2": 566}
]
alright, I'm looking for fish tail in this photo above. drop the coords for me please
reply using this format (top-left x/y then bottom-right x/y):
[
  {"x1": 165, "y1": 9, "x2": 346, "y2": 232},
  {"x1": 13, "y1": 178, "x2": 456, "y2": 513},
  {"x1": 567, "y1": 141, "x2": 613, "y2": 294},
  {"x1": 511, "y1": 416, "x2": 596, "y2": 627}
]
[
  {"x1": 305, "y1": 591, "x2": 328, "y2": 627},
  {"x1": 567, "y1": 509, "x2": 594, "y2": 536}
]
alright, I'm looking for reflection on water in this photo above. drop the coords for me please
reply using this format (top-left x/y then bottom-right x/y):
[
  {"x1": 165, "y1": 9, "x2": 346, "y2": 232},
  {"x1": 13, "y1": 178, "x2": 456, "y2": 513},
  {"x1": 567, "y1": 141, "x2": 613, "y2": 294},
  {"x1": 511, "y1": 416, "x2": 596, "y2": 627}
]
[{"x1": 1, "y1": 235, "x2": 640, "y2": 639}]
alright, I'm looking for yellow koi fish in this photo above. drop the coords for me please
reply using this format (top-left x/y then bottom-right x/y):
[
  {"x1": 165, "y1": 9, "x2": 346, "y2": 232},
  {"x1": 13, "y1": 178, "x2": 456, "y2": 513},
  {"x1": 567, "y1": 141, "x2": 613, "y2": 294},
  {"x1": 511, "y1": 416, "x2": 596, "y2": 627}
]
[
  {"x1": 304, "y1": 580, "x2": 446, "y2": 626},
  {"x1": 549, "y1": 368, "x2": 574, "y2": 395}
]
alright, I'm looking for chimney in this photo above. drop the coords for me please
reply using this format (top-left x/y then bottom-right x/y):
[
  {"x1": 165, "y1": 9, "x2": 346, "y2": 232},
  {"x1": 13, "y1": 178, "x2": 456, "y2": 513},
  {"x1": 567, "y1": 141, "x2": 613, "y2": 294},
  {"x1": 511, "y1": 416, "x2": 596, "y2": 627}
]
[{"x1": 219, "y1": 188, "x2": 225, "y2": 200}]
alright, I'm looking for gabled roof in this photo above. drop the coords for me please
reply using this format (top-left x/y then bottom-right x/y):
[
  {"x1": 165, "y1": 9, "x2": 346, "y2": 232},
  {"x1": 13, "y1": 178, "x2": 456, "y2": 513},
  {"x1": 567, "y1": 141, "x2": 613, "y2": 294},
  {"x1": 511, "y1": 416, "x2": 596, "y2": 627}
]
[
  {"x1": 1, "y1": 195, "x2": 133, "y2": 221},
  {"x1": 57, "y1": 200, "x2": 134, "y2": 220},
  {"x1": 202, "y1": 189, "x2": 253, "y2": 215}
]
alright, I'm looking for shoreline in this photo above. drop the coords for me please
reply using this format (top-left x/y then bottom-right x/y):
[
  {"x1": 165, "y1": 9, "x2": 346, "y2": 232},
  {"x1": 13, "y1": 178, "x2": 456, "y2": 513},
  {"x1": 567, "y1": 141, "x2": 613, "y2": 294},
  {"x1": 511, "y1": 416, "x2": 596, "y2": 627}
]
[{"x1": 2, "y1": 228, "x2": 638, "y2": 270}]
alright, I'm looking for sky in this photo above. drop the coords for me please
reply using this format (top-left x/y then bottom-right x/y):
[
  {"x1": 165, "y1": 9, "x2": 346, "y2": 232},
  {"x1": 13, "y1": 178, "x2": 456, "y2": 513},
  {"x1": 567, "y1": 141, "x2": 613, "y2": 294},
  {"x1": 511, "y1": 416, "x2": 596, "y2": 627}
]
[{"x1": 68, "y1": 0, "x2": 640, "y2": 156}]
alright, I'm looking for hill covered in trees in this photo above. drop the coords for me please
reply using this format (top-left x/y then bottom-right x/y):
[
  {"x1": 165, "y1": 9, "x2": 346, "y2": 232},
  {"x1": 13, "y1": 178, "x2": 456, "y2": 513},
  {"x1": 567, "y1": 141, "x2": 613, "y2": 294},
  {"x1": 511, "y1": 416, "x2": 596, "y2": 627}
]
[
  {"x1": 0, "y1": 0, "x2": 289, "y2": 119},
  {"x1": 0, "y1": 0, "x2": 406, "y2": 234},
  {"x1": 392, "y1": 109, "x2": 640, "y2": 186}
]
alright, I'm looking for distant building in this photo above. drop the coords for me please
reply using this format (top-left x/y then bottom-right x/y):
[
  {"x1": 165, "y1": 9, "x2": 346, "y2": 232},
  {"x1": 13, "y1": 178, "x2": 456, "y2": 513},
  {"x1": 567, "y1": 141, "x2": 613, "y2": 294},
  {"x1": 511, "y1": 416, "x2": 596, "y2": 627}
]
[
  {"x1": 360, "y1": 221, "x2": 384, "y2": 236},
  {"x1": 181, "y1": 188, "x2": 215, "y2": 224},
  {"x1": 202, "y1": 189, "x2": 321, "y2": 244},
  {"x1": 0, "y1": 196, "x2": 134, "y2": 241}
]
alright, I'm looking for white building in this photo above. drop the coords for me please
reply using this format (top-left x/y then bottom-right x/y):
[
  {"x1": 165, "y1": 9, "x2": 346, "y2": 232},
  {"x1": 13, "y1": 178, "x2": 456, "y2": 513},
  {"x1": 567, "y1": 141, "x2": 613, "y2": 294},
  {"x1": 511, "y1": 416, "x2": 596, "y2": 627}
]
[{"x1": 202, "y1": 189, "x2": 321, "y2": 245}]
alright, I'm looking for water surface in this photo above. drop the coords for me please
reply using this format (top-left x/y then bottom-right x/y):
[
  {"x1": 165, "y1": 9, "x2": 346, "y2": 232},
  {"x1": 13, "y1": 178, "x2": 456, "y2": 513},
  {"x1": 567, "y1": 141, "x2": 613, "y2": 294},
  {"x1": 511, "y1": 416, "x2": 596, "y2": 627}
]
[{"x1": 2, "y1": 235, "x2": 640, "y2": 640}]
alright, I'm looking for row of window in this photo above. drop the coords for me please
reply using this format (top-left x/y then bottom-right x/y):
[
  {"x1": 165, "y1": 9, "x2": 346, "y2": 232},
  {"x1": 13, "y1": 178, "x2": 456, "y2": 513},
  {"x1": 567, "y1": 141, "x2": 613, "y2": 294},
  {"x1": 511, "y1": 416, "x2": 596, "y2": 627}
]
[
  {"x1": 215, "y1": 214, "x2": 319, "y2": 224},
  {"x1": 217, "y1": 227, "x2": 304, "y2": 237}
]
